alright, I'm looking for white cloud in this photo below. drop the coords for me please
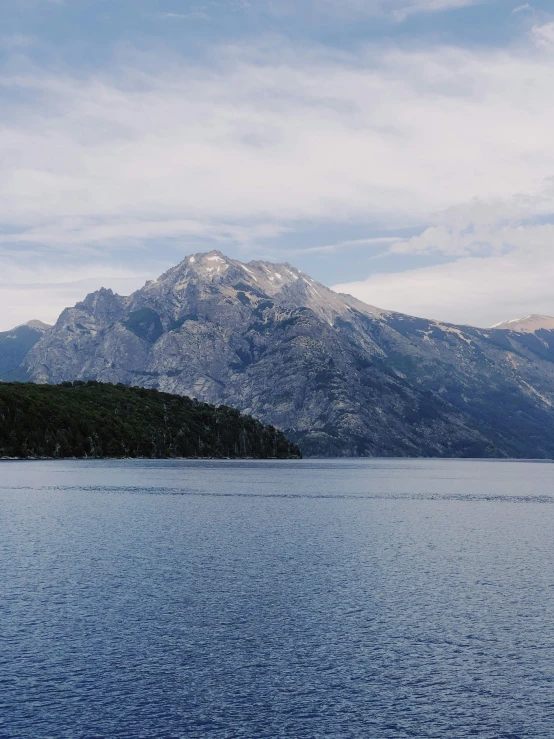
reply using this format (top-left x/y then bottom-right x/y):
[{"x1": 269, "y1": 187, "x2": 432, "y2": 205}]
[
  {"x1": 386, "y1": 179, "x2": 554, "y2": 258},
  {"x1": 0, "y1": 259, "x2": 151, "y2": 330},
  {"x1": 532, "y1": 22, "x2": 554, "y2": 47},
  {"x1": 0, "y1": 278, "x2": 142, "y2": 331},
  {"x1": 391, "y1": 0, "x2": 485, "y2": 20},
  {"x1": 311, "y1": 0, "x2": 490, "y2": 20},
  {"x1": 334, "y1": 175, "x2": 554, "y2": 325},
  {"x1": 1, "y1": 28, "x2": 554, "y2": 326},
  {"x1": 512, "y1": 3, "x2": 532, "y2": 14},
  {"x1": 0, "y1": 218, "x2": 287, "y2": 248},
  {"x1": 196, "y1": 0, "x2": 491, "y2": 19},
  {"x1": 156, "y1": 11, "x2": 210, "y2": 21},
  {"x1": 334, "y1": 222, "x2": 554, "y2": 326},
  {"x1": 284, "y1": 236, "x2": 402, "y2": 256},
  {"x1": 0, "y1": 36, "x2": 553, "y2": 252}
]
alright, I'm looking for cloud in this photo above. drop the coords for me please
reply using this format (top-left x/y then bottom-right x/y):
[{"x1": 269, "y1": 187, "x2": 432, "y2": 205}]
[
  {"x1": 286, "y1": 236, "x2": 402, "y2": 256},
  {"x1": 334, "y1": 221, "x2": 554, "y2": 326},
  {"x1": 511, "y1": 3, "x2": 532, "y2": 14},
  {"x1": 183, "y1": 0, "x2": 491, "y2": 20},
  {"x1": 0, "y1": 277, "x2": 145, "y2": 331},
  {"x1": 0, "y1": 36, "x2": 553, "y2": 251},
  {"x1": 386, "y1": 178, "x2": 554, "y2": 257},
  {"x1": 1, "y1": 27, "x2": 554, "y2": 325},
  {"x1": 156, "y1": 11, "x2": 210, "y2": 21},
  {"x1": 0, "y1": 259, "x2": 151, "y2": 330},
  {"x1": 532, "y1": 22, "x2": 554, "y2": 47},
  {"x1": 391, "y1": 0, "x2": 486, "y2": 20},
  {"x1": 333, "y1": 174, "x2": 554, "y2": 326},
  {"x1": 310, "y1": 0, "x2": 491, "y2": 20},
  {"x1": 0, "y1": 218, "x2": 287, "y2": 249}
]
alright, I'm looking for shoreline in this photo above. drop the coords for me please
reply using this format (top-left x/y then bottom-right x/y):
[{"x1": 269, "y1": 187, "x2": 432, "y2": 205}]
[
  {"x1": 1, "y1": 455, "x2": 552, "y2": 462},
  {"x1": 0, "y1": 455, "x2": 303, "y2": 461}
]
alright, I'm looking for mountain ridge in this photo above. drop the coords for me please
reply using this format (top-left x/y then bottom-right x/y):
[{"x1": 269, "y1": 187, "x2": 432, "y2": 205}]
[
  {"x1": 492, "y1": 314, "x2": 554, "y2": 333},
  {"x1": 9, "y1": 250, "x2": 554, "y2": 457}
]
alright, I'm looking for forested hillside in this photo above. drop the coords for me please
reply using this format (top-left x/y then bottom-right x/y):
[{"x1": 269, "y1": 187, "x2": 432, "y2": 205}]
[{"x1": 0, "y1": 381, "x2": 301, "y2": 459}]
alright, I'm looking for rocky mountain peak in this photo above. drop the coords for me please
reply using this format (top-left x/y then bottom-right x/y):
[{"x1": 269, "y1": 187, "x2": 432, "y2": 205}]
[
  {"x1": 24, "y1": 320, "x2": 51, "y2": 332},
  {"x1": 148, "y1": 250, "x2": 236, "y2": 288},
  {"x1": 136, "y1": 250, "x2": 382, "y2": 327},
  {"x1": 181, "y1": 250, "x2": 233, "y2": 279}
]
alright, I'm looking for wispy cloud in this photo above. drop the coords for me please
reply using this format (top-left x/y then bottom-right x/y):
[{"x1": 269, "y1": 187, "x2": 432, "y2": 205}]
[
  {"x1": 311, "y1": 0, "x2": 492, "y2": 21},
  {"x1": 334, "y1": 230, "x2": 554, "y2": 327},
  {"x1": 0, "y1": 36, "x2": 553, "y2": 251},
  {"x1": 0, "y1": 257, "x2": 151, "y2": 329},
  {"x1": 334, "y1": 182, "x2": 554, "y2": 325},
  {"x1": 392, "y1": 0, "x2": 486, "y2": 21},
  {"x1": 277, "y1": 236, "x2": 402, "y2": 256},
  {"x1": 334, "y1": 167, "x2": 554, "y2": 325},
  {"x1": 511, "y1": 3, "x2": 532, "y2": 14},
  {"x1": 156, "y1": 10, "x2": 210, "y2": 21},
  {"x1": 1, "y1": 24, "x2": 554, "y2": 325}
]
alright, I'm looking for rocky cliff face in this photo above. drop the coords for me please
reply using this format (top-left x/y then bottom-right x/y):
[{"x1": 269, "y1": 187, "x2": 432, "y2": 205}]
[{"x1": 16, "y1": 251, "x2": 554, "y2": 457}]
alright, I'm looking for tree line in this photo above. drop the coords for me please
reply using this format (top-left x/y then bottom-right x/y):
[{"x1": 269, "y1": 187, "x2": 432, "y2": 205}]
[{"x1": 0, "y1": 381, "x2": 302, "y2": 459}]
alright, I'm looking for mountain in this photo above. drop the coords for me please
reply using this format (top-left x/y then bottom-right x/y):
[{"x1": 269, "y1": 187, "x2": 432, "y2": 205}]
[
  {"x1": 0, "y1": 320, "x2": 51, "y2": 380},
  {"x1": 0, "y1": 381, "x2": 300, "y2": 459},
  {"x1": 13, "y1": 250, "x2": 554, "y2": 457},
  {"x1": 492, "y1": 315, "x2": 554, "y2": 333}
]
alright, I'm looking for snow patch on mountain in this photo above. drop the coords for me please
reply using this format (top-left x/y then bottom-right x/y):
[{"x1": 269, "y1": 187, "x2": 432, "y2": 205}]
[{"x1": 492, "y1": 314, "x2": 554, "y2": 333}]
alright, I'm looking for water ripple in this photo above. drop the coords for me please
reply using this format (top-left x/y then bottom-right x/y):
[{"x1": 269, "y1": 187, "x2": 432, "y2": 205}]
[{"x1": 1, "y1": 459, "x2": 554, "y2": 738}]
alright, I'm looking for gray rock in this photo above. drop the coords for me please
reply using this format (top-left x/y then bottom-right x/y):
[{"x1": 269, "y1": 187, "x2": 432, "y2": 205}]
[{"x1": 16, "y1": 250, "x2": 554, "y2": 457}]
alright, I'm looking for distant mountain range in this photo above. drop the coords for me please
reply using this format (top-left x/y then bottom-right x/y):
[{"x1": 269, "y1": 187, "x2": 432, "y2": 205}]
[{"x1": 5, "y1": 250, "x2": 554, "y2": 457}]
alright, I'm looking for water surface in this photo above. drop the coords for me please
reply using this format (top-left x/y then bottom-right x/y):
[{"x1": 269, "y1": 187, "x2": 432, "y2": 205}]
[{"x1": 1, "y1": 459, "x2": 554, "y2": 738}]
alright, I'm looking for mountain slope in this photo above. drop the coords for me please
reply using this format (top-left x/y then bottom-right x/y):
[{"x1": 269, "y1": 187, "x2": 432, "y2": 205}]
[
  {"x1": 18, "y1": 251, "x2": 554, "y2": 457},
  {"x1": 0, "y1": 321, "x2": 51, "y2": 379}
]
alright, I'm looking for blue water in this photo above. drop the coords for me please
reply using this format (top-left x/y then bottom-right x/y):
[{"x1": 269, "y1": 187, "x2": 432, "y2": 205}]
[{"x1": 1, "y1": 459, "x2": 554, "y2": 738}]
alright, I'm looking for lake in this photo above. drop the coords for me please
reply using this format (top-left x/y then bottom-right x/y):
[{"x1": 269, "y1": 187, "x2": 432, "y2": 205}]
[{"x1": 1, "y1": 459, "x2": 554, "y2": 738}]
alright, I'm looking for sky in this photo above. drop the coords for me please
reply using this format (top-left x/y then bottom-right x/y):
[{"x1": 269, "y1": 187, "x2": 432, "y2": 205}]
[{"x1": 0, "y1": 0, "x2": 553, "y2": 329}]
